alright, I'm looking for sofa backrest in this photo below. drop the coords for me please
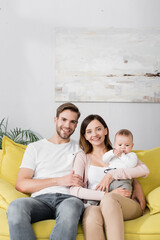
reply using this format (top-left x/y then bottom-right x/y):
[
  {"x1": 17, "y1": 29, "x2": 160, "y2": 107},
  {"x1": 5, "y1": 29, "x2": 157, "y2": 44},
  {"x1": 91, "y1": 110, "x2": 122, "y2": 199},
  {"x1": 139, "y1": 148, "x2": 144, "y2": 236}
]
[
  {"x1": 0, "y1": 136, "x2": 160, "y2": 198},
  {"x1": 135, "y1": 147, "x2": 160, "y2": 196},
  {"x1": 0, "y1": 137, "x2": 26, "y2": 186}
]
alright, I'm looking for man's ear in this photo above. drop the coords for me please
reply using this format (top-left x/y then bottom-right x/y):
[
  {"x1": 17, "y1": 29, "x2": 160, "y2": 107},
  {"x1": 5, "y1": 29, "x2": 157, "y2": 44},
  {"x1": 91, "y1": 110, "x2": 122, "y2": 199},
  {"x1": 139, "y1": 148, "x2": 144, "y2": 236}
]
[{"x1": 54, "y1": 116, "x2": 57, "y2": 123}]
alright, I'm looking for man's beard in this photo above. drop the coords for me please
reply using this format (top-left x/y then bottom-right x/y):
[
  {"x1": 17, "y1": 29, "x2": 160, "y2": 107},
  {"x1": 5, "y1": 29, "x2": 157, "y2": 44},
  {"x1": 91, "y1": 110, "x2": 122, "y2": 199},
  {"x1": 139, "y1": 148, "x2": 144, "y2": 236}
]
[{"x1": 56, "y1": 127, "x2": 75, "y2": 140}]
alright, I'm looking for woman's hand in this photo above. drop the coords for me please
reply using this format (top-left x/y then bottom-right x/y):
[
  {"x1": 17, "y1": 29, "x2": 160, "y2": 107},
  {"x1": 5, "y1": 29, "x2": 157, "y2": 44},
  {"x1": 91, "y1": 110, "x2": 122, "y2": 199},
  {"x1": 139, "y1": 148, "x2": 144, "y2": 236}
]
[
  {"x1": 95, "y1": 173, "x2": 114, "y2": 192},
  {"x1": 132, "y1": 179, "x2": 146, "y2": 214},
  {"x1": 111, "y1": 188, "x2": 131, "y2": 197}
]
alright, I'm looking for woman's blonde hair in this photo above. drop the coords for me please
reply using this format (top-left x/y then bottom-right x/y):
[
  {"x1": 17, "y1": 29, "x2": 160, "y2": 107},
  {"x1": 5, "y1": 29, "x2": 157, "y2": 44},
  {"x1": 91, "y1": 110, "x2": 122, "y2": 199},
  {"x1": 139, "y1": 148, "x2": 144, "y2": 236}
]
[{"x1": 79, "y1": 114, "x2": 112, "y2": 153}]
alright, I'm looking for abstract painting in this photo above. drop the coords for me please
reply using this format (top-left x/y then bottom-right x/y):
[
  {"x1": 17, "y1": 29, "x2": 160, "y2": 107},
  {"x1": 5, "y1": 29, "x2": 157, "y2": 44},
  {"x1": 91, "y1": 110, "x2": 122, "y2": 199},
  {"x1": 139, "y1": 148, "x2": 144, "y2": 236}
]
[{"x1": 55, "y1": 28, "x2": 160, "y2": 102}]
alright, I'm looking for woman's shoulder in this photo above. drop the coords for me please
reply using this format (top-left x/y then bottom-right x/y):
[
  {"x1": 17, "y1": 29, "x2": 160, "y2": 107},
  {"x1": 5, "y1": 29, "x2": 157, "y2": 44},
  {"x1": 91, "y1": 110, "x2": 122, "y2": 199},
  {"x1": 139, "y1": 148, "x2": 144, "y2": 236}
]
[
  {"x1": 76, "y1": 150, "x2": 87, "y2": 157},
  {"x1": 75, "y1": 150, "x2": 89, "y2": 162}
]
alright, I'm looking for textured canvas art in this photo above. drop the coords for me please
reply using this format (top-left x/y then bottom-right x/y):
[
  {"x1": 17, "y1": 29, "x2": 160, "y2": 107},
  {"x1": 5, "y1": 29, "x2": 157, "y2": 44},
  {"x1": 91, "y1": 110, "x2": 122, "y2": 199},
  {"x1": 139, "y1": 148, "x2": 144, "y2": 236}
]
[{"x1": 55, "y1": 28, "x2": 160, "y2": 102}]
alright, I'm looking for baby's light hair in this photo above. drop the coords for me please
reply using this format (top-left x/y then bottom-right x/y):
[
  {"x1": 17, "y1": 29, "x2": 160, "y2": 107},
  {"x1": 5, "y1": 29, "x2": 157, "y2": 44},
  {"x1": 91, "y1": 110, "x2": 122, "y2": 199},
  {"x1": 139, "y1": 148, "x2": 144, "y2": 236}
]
[{"x1": 115, "y1": 129, "x2": 133, "y2": 141}]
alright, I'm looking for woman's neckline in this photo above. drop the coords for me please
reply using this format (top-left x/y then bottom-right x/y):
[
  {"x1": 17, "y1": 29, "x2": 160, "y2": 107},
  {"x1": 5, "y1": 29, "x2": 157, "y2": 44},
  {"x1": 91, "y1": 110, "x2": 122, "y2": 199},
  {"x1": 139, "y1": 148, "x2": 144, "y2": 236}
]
[{"x1": 87, "y1": 153, "x2": 106, "y2": 168}]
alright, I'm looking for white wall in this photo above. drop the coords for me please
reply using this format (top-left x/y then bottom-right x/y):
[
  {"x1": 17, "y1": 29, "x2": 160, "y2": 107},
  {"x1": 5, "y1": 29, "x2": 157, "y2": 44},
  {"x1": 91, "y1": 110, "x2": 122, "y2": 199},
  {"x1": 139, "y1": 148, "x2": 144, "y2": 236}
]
[{"x1": 0, "y1": 0, "x2": 160, "y2": 149}]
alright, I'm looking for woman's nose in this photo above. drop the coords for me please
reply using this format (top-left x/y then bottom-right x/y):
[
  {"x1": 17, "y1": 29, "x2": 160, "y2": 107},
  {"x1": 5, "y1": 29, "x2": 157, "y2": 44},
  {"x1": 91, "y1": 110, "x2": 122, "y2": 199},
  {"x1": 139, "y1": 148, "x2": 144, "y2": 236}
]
[{"x1": 92, "y1": 130, "x2": 97, "y2": 136}]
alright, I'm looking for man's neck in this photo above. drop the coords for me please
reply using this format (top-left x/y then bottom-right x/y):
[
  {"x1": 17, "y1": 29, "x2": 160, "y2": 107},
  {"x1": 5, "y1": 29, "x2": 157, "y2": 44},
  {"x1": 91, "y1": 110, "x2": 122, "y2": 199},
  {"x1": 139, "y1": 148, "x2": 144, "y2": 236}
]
[{"x1": 48, "y1": 133, "x2": 70, "y2": 144}]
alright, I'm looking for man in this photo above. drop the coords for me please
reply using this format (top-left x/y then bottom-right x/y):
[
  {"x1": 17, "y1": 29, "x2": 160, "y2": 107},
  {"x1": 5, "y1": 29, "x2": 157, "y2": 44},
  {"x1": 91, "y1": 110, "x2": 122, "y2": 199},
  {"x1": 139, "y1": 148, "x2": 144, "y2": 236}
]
[{"x1": 7, "y1": 102, "x2": 85, "y2": 240}]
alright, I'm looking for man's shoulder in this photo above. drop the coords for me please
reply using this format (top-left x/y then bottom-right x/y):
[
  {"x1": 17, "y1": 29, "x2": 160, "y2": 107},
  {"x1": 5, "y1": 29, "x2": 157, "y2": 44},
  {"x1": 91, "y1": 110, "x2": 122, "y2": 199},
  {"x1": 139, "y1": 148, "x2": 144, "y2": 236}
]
[
  {"x1": 70, "y1": 139, "x2": 78, "y2": 145},
  {"x1": 69, "y1": 139, "x2": 80, "y2": 151},
  {"x1": 27, "y1": 138, "x2": 47, "y2": 149}
]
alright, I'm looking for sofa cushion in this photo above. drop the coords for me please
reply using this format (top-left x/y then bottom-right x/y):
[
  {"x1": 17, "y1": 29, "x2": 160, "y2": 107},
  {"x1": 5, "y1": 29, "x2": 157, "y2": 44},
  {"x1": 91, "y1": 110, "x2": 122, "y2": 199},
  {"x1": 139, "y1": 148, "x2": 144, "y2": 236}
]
[
  {"x1": 124, "y1": 208, "x2": 160, "y2": 238},
  {"x1": 136, "y1": 147, "x2": 160, "y2": 196},
  {"x1": 0, "y1": 136, "x2": 26, "y2": 186},
  {"x1": 0, "y1": 208, "x2": 9, "y2": 240},
  {"x1": 0, "y1": 179, "x2": 29, "y2": 210},
  {"x1": 0, "y1": 150, "x2": 3, "y2": 168},
  {"x1": 33, "y1": 220, "x2": 83, "y2": 239},
  {"x1": 1, "y1": 207, "x2": 160, "y2": 240},
  {"x1": 146, "y1": 186, "x2": 160, "y2": 215},
  {"x1": 0, "y1": 206, "x2": 84, "y2": 240}
]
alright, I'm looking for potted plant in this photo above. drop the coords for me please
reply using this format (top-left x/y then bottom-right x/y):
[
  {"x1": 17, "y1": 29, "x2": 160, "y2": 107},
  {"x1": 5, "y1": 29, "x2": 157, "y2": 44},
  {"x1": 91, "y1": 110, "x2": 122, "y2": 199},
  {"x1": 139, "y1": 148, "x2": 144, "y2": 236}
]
[{"x1": 0, "y1": 118, "x2": 42, "y2": 149}]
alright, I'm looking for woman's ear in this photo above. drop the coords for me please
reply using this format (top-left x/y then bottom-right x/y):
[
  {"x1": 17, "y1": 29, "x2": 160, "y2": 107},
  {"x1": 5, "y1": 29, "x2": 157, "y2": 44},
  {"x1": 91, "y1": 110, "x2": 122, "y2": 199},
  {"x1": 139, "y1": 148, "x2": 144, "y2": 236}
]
[
  {"x1": 84, "y1": 133, "x2": 88, "y2": 141},
  {"x1": 105, "y1": 128, "x2": 108, "y2": 135}
]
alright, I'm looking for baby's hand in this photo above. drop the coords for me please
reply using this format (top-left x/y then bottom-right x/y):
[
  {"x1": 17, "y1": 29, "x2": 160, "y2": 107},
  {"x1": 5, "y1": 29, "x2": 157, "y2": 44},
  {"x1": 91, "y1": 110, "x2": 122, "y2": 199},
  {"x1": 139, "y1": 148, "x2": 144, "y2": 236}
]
[
  {"x1": 104, "y1": 162, "x2": 109, "y2": 167},
  {"x1": 113, "y1": 149, "x2": 123, "y2": 157}
]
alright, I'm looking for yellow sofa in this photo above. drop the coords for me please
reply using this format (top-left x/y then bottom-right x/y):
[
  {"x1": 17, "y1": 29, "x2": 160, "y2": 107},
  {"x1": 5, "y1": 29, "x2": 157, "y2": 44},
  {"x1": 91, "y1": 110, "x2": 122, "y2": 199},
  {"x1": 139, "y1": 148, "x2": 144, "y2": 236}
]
[{"x1": 1, "y1": 136, "x2": 160, "y2": 240}]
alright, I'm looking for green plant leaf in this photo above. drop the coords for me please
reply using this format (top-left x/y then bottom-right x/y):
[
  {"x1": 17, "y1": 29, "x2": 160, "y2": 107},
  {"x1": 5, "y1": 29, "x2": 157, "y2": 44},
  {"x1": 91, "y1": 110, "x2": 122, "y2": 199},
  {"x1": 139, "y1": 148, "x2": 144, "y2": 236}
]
[{"x1": 0, "y1": 118, "x2": 42, "y2": 149}]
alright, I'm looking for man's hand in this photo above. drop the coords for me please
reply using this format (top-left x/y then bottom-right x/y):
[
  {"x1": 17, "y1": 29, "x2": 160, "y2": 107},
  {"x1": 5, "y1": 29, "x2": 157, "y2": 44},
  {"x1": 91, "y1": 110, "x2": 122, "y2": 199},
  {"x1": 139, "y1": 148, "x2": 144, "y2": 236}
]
[
  {"x1": 60, "y1": 171, "x2": 83, "y2": 187},
  {"x1": 16, "y1": 169, "x2": 83, "y2": 194},
  {"x1": 95, "y1": 173, "x2": 114, "y2": 192},
  {"x1": 132, "y1": 178, "x2": 146, "y2": 214}
]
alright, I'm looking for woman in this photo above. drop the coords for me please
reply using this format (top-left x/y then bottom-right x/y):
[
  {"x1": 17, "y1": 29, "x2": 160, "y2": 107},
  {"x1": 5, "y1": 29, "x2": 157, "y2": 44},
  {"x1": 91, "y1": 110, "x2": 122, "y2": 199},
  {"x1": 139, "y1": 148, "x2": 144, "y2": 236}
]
[{"x1": 70, "y1": 114, "x2": 149, "y2": 240}]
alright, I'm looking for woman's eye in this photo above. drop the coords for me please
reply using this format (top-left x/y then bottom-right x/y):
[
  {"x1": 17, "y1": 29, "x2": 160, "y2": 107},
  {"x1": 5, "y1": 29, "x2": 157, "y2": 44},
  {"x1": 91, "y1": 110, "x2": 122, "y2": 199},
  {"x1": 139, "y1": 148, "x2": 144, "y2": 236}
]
[{"x1": 86, "y1": 131, "x2": 91, "y2": 134}]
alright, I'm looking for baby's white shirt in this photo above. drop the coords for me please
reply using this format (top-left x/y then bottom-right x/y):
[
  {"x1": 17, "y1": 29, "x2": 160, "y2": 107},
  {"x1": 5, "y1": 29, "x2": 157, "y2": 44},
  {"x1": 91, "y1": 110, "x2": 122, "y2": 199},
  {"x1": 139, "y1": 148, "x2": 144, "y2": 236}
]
[{"x1": 102, "y1": 150, "x2": 138, "y2": 168}]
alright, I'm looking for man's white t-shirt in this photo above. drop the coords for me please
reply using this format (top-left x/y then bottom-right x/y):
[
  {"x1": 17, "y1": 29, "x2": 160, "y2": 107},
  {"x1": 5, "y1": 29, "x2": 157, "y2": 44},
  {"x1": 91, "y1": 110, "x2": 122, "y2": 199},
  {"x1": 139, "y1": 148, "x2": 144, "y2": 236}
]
[{"x1": 20, "y1": 139, "x2": 79, "y2": 197}]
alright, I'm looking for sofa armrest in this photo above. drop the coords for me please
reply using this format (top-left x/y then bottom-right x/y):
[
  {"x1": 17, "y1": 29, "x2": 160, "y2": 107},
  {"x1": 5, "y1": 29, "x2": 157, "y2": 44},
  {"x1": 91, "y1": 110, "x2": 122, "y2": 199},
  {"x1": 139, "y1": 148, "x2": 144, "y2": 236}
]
[
  {"x1": 146, "y1": 186, "x2": 160, "y2": 215},
  {"x1": 0, "y1": 178, "x2": 29, "y2": 210}
]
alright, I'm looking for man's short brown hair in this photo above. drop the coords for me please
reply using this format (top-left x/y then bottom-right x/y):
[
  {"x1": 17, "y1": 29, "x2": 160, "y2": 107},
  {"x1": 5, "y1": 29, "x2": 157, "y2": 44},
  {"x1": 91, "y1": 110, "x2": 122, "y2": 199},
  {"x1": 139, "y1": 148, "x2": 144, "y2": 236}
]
[{"x1": 56, "y1": 102, "x2": 81, "y2": 119}]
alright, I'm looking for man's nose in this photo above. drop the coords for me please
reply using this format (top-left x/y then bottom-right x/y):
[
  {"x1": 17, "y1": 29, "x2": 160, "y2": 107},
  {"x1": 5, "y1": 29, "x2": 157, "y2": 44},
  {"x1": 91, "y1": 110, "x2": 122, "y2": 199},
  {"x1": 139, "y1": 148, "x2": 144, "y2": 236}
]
[{"x1": 64, "y1": 121, "x2": 70, "y2": 128}]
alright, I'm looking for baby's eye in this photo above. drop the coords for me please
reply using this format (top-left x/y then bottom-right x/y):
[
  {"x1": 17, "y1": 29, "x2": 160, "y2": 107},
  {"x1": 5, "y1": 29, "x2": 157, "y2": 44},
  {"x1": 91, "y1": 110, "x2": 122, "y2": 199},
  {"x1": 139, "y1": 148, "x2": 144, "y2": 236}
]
[{"x1": 119, "y1": 144, "x2": 122, "y2": 146}]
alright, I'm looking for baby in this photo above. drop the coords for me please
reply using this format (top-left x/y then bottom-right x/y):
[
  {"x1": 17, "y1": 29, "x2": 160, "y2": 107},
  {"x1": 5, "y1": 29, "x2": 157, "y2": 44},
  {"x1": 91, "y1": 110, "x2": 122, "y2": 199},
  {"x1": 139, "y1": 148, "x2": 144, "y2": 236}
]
[{"x1": 103, "y1": 129, "x2": 138, "y2": 194}]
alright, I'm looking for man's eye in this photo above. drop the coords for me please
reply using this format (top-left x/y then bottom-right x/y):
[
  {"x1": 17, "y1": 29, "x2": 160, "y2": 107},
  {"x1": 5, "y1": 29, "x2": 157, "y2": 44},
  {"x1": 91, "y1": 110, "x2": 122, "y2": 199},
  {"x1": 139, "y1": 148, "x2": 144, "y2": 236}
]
[{"x1": 71, "y1": 121, "x2": 77, "y2": 124}]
